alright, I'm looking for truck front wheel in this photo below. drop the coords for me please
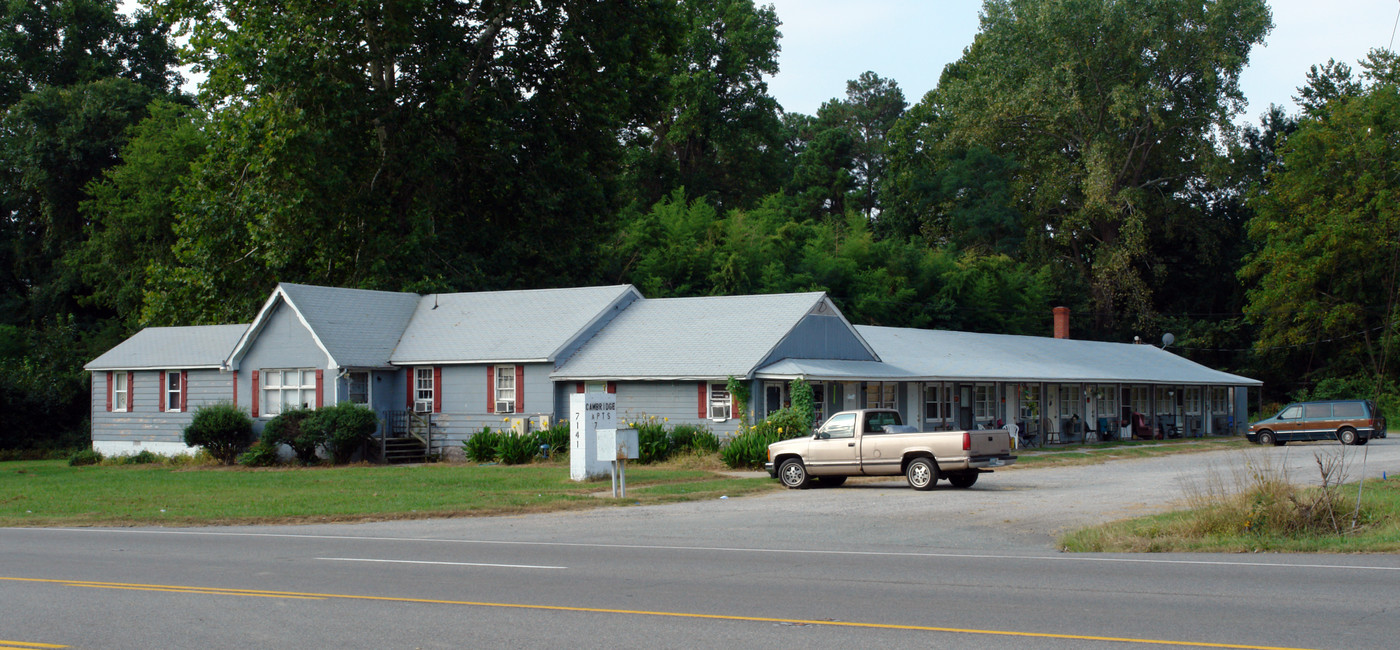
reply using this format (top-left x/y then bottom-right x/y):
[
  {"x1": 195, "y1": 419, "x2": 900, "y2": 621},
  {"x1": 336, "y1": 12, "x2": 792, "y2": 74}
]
[
  {"x1": 778, "y1": 459, "x2": 811, "y2": 489},
  {"x1": 906, "y1": 457, "x2": 938, "y2": 491}
]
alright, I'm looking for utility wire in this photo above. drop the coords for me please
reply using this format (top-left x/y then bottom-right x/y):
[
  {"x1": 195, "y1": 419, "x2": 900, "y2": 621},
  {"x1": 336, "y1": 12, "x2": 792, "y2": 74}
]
[{"x1": 1391, "y1": 0, "x2": 1400, "y2": 52}]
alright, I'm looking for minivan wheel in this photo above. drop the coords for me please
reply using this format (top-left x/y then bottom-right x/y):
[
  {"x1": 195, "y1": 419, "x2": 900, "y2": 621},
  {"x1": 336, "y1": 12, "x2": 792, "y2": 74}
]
[
  {"x1": 1256, "y1": 431, "x2": 1275, "y2": 446},
  {"x1": 906, "y1": 457, "x2": 937, "y2": 491},
  {"x1": 778, "y1": 459, "x2": 811, "y2": 489},
  {"x1": 1338, "y1": 428, "x2": 1358, "y2": 445}
]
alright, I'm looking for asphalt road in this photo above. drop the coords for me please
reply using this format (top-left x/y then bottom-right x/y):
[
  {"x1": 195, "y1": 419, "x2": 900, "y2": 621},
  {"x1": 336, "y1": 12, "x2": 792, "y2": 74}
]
[{"x1": 2, "y1": 440, "x2": 1398, "y2": 650}]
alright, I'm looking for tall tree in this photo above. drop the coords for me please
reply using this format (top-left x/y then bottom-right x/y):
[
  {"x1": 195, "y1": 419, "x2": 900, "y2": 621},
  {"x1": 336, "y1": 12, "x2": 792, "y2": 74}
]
[
  {"x1": 622, "y1": 0, "x2": 786, "y2": 210},
  {"x1": 1241, "y1": 50, "x2": 1400, "y2": 388},
  {"x1": 892, "y1": 0, "x2": 1272, "y2": 328},
  {"x1": 148, "y1": 0, "x2": 680, "y2": 324}
]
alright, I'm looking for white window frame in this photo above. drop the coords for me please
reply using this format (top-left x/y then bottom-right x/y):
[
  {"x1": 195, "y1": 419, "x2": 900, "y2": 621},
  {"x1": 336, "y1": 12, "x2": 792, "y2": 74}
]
[
  {"x1": 415, "y1": 368, "x2": 434, "y2": 414},
  {"x1": 1131, "y1": 386, "x2": 1150, "y2": 414},
  {"x1": 1211, "y1": 387, "x2": 1229, "y2": 413},
  {"x1": 166, "y1": 370, "x2": 182, "y2": 412},
  {"x1": 113, "y1": 371, "x2": 130, "y2": 412},
  {"x1": 1058, "y1": 384, "x2": 1081, "y2": 418},
  {"x1": 495, "y1": 365, "x2": 516, "y2": 414},
  {"x1": 1018, "y1": 384, "x2": 1041, "y2": 422},
  {"x1": 973, "y1": 384, "x2": 995, "y2": 421},
  {"x1": 924, "y1": 383, "x2": 948, "y2": 421},
  {"x1": 865, "y1": 382, "x2": 896, "y2": 410},
  {"x1": 262, "y1": 368, "x2": 316, "y2": 417},
  {"x1": 585, "y1": 381, "x2": 607, "y2": 394},
  {"x1": 709, "y1": 383, "x2": 732, "y2": 420},
  {"x1": 347, "y1": 371, "x2": 370, "y2": 405},
  {"x1": 1184, "y1": 387, "x2": 1202, "y2": 414}
]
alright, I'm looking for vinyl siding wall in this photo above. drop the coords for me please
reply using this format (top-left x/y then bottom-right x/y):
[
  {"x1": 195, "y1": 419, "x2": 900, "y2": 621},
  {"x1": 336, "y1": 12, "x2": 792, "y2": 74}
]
[
  {"x1": 234, "y1": 301, "x2": 332, "y2": 433},
  {"x1": 90, "y1": 368, "x2": 233, "y2": 454},
  {"x1": 426, "y1": 362, "x2": 555, "y2": 444}
]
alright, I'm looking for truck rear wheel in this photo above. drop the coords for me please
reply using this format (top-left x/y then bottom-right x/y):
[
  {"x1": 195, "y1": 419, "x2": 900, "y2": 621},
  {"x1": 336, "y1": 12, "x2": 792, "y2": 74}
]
[
  {"x1": 948, "y1": 472, "x2": 978, "y2": 489},
  {"x1": 778, "y1": 459, "x2": 811, "y2": 489},
  {"x1": 906, "y1": 457, "x2": 937, "y2": 491}
]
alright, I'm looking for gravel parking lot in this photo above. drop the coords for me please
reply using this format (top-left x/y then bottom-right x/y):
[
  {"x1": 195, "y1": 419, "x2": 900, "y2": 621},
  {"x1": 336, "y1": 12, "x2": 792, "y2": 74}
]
[{"x1": 270, "y1": 438, "x2": 1400, "y2": 553}]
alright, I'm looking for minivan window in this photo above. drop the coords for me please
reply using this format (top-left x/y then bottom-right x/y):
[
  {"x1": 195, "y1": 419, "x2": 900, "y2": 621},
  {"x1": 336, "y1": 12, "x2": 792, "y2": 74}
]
[
  {"x1": 1303, "y1": 403, "x2": 1332, "y2": 419},
  {"x1": 1333, "y1": 402, "x2": 1364, "y2": 418},
  {"x1": 1279, "y1": 406, "x2": 1303, "y2": 420}
]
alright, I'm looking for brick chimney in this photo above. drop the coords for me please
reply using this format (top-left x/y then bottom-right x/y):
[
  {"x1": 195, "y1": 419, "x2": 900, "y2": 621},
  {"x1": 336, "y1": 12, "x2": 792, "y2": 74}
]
[{"x1": 1053, "y1": 306, "x2": 1070, "y2": 339}]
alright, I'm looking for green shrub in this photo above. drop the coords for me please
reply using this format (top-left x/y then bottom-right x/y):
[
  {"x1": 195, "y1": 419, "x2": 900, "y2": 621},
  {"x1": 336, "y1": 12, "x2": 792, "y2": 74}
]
[
  {"x1": 183, "y1": 402, "x2": 254, "y2": 465},
  {"x1": 305, "y1": 402, "x2": 379, "y2": 464},
  {"x1": 790, "y1": 377, "x2": 815, "y2": 431},
  {"x1": 635, "y1": 418, "x2": 671, "y2": 464},
  {"x1": 262, "y1": 409, "x2": 320, "y2": 464},
  {"x1": 535, "y1": 422, "x2": 570, "y2": 458},
  {"x1": 68, "y1": 449, "x2": 103, "y2": 466},
  {"x1": 464, "y1": 427, "x2": 501, "y2": 463},
  {"x1": 122, "y1": 450, "x2": 161, "y2": 465},
  {"x1": 496, "y1": 432, "x2": 538, "y2": 465},
  {"x1": 721, "y1": 407, "x2": 809, "y2": 469},
  {"x1": 238, "y1": 442, "x2": 281, "y2": 467},
  {"x1": 680, "y1": 426, "x2": 720, "y2": 453}
]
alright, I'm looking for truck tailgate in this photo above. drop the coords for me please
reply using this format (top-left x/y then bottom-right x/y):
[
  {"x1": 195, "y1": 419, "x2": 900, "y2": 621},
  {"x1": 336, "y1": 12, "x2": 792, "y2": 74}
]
[{"x1": 968, "y1": 429, "x2": 1013, "y2": 459}]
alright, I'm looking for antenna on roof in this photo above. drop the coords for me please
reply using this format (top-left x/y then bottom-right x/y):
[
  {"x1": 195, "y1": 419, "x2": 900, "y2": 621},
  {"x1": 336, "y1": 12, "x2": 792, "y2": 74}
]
[{"x1": 432, "y1": 294, "x2": 438, "y2": 310}]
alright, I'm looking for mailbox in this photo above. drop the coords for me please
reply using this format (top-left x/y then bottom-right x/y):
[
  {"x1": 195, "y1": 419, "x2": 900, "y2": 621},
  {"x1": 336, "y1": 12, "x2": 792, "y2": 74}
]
[{"x1": 596, "y1": 428, "x2": 639, "y2": 462}]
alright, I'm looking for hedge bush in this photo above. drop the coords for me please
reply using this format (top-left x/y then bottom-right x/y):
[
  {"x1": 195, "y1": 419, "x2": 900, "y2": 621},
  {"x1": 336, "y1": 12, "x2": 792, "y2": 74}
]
[
  {"x1": 68, "y1": 449, "x2": 103, "y2": 466},
  {"x1": 496, "y1": 432, "x2": 539, "y2": 465},
  {"x1": 238, "y1": 442, "x2": 281, "y2": 467},
  {"x1": 183, "y1": 402, "x2": 254, "y2": 465},
  {"x1": 262, "y1": 409, "x2": 318, "y2": 464},
  {"x1": 536, "y1": 422, "x2": 570, "y2": 457},
  {"x1": 305, "y1": 402, "x2": 379, "y2": 464}
]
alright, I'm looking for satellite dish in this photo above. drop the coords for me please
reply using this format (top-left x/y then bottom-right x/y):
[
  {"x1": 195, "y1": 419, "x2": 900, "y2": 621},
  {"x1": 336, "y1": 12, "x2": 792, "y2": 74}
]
[{"x1": 1162, "y1": 333, "x2": 1175, "y2": 348}]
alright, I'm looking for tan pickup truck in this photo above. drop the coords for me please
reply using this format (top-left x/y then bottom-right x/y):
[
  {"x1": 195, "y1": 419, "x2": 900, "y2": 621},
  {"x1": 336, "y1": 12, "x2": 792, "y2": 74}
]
[{"x1": 764, "y1": 409, "x2": 1016, "y2": 490}]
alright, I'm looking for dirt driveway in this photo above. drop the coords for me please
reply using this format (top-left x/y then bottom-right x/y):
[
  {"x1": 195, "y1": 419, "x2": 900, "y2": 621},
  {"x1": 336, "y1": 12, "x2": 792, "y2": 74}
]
[{"x1": 242, "y1": 439, "x2": 1400, "y2": 553}]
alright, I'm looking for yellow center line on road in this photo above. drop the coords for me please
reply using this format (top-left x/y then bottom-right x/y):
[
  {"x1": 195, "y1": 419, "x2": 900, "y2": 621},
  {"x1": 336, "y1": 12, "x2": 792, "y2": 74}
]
[
  {"x1": 1, "y1": 576, "x2": 1314, "y2": 650},
  {"x1": 0, "y1": 641, "x2": 68, "y2": 649}
]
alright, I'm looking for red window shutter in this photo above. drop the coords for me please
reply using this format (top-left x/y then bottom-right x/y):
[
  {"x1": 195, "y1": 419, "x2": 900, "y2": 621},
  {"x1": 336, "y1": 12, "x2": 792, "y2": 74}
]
[
  {"x1": 180, "y1": 372, "x2": 188, "y2": 411},
  {"x1": 233, "y1": 370, "x2": 239, "y2": 407},
  {"x1": 251, "y1": 370, "x2": 260, "y2": 418},
  {"x1": 106, "y1": 371, "x2": 113, "y2": 412},
  {"x1": 606, "y1": 382, "x2": 617, "y2": 394},
  {"x1": 515, "y1": 366, "x2": 524, "y2": 413},
  {"x1": 159, "y1": 371, "x2": 166, "y2": 412},
  {"x1": 406, "y1": 369, "x2": 414, "y2": 408},
  {"x1": 128, "y1": 372, "x2": 134, "y2": 410},
  {"x1": 433, "y1": 366, "x2": 442, "y2": 413},
  {"x1": 486, "y1": 365, "x2": 495, "y2": 413},
  {"x1": 315, "y1": 369, "x2": 324, "y2": 408},
  {"x1": 698, "y1": 382, "x2": 707, "y2": 419},
  {"x1": 576, "y1": 382, "x2": 584, "y2": 394}
]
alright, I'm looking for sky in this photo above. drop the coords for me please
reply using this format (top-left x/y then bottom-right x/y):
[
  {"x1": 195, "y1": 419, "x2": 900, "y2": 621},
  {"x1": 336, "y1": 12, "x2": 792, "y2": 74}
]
[{"x1": 765, "y1": 0, "x2": 1400, "y2": 124}]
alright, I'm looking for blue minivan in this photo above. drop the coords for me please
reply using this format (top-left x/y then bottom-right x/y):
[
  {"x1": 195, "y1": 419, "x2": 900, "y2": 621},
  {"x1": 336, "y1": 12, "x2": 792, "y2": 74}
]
[{"x1": 1247, "y1": 399, "x2": 1387, "y2": 446}]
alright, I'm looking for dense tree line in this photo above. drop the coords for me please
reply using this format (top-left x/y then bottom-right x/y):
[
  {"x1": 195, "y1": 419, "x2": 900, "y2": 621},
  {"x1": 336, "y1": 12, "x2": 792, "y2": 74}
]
[{"x1": 2, "y1": 0, "x2": 1396, "y2": 449}]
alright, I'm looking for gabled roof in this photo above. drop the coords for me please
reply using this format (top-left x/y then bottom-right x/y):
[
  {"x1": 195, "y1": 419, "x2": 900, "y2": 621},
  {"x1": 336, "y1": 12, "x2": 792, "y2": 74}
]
[
  {"x1": 756, "y1": 326, "x2": 1261, "y2": 386},
  {"x1": 227, "y1": 283, "x2": 421, "y2": 370},
  {"x1": 85, "y1": 325, "x2": 249, "y2": 371},
  {"x1": 390, "y1": 285, "x2": 641, "y2": 365},
  {"x1": 553, "y1": 292, "x2": 845, "y2": 381}
]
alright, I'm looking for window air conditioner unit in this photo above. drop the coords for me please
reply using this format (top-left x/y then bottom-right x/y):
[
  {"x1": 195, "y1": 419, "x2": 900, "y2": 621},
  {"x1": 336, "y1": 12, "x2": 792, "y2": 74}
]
[{"x1": 414, "y1": 401, "x2": 432, "y2": 414}]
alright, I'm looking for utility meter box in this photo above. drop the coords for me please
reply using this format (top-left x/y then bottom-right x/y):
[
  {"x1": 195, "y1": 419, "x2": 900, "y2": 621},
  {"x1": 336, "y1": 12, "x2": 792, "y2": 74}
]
[{"x1": 597, "y1": 428, "x2": 639, "y2": 461}]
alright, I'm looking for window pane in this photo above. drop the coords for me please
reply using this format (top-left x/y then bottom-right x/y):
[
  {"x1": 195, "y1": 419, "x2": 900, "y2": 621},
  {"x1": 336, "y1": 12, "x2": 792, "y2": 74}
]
[
  {"x1": 266, "y1": 390, "x2": 281, "y2": 415},
  {"x1": 265, "y1": 371, "x2": 280, "y2": 388}
]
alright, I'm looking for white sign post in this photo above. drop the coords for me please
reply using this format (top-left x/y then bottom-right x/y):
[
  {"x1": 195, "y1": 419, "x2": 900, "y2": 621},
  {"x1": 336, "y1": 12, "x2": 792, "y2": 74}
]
[{"x1": 569, "y1": 393, "x2": 615, "y2": 480}]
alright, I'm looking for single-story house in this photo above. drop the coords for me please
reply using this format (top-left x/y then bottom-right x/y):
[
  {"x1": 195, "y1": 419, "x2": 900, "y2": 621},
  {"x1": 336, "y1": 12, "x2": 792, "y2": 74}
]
[{"x1": 86, "y1": 283, "x2": 1261, "y2": 457}]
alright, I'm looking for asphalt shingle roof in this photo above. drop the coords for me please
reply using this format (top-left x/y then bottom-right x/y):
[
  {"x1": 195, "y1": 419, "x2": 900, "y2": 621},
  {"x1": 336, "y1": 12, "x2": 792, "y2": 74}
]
[
  {"x1": 390, "y1": 285, "x2": 639, "y2": 364},
  {"x1": 553, "y1": 292, "x2": 828, "y2": 380},
  {"x1": 85, "y1": 324, "x2": 249, "y2": 371},
  {"x1": 279, "y1": 283, "x2": 422, "y2": 368},
  {"x1": 755, "y1": 326, "x2": 1260, "y2": 386}
]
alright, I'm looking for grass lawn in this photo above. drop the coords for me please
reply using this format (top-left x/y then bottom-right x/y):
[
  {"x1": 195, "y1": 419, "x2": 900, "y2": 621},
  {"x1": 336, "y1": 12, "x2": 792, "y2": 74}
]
[
  {"x1": 1060, "y1": 474, "x2": 1400, "y2": 553},
  {"x1": 0, "y1": 458, "x2": 779, "y2": 527}
]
